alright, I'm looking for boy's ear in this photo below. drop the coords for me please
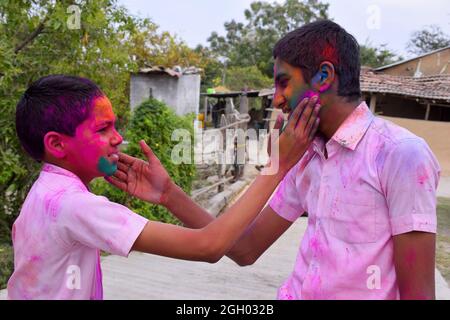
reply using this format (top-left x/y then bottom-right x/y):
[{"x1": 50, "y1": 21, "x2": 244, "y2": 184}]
[
  {"x1": 43, "y1": 132, "x2": 67, "y2": 159},
  {"x1": 311, "y1": 61, "x2": 335, "y2": 93}
]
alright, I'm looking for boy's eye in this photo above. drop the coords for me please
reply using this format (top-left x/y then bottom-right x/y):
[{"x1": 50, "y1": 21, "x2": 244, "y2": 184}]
[
  {"x1": 97, "y1": 126, "x2": 108, "y2": 132},
  {"x1": 277, "y1": 79, "x2": 288, "y2": 88}
]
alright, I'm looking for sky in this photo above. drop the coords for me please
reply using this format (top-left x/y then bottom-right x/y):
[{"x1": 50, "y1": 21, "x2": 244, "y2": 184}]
[{"x1": 117, "y1": 0, "x2": 450, "y2": 59}]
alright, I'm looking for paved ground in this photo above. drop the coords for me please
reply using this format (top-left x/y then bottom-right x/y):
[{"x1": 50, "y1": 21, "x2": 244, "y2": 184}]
[
  {"x1": 1, "y1": 172, "x2": 449, "y2": 300},
  {"x1": 2, "y1": 215, "x2": 448, "y2": 300}
]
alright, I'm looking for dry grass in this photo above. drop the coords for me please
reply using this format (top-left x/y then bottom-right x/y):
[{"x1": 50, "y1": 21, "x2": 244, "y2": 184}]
[{"x1": 437, "y1": 197, "x2": 450, "y2": 286}]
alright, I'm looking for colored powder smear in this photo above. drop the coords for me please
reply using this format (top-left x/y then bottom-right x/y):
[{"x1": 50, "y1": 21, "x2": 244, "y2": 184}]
[{"x1": 97, "y1": 156, "x2": 117, "y2": 176}]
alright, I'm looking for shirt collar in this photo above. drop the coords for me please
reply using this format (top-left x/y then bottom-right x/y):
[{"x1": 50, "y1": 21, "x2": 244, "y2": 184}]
[
  {"x1": 330, "y1": 101, "x2": 374, "y2": 151},
  {"x1": 41, "y1": 163, "x2": 88, "y2": 191}
]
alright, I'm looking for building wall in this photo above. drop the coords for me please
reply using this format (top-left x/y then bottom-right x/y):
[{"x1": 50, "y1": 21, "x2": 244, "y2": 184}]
[
  {"x1": 130, "y1": 74, "x2": 178, "y2": 111},
  {"x1": 380, "y1": 48, "x2": 450, "y2": 77},
  {"x1": 176, "y1": 74, "x2": 201, "y2": 115},
  {"x1": 130, "y1": 73, "x2": 201, "y2": 115},
  {"x1": 380, "y1": 116, "x2": 450, "y2": 176}
]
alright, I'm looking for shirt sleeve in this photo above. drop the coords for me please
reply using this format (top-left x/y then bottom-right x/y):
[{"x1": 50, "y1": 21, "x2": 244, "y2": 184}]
[
  {"x1": 380, "y1": 138, "x2": 441, "y2": 236},
  {"x1": 56, "y1": 192, "x2": 149, "y2": 257},
  {"x1": 269, "y1": 159, "x2": 306, "y2": 222}
]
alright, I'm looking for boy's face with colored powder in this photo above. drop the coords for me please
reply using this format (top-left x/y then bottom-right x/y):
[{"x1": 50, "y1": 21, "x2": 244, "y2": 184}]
[
  {"x1": 273, "y1": 57, "x2": 318, "y2": 116},
  {"x1": 64, "y1": 95, "x2": 123, "y2": 185}
]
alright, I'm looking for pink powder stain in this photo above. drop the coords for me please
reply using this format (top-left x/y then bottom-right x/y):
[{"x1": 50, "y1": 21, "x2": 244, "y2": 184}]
[
  {"x1": 339, "y1": 153, "x2": 363, "y2": 189},
  {"x1": 305, "y1": 269, "x2": 323, "y2": 300},
  {"x1": 29, "y1": 255, "x2": 42, "y2": 263},
  {"x1": 300, "y1": 175, "x2": 311, "y2": 193},
  {"x1": 417, "y1": 164, "x2": 429, "y2": 186},
  {"x1": 331, "y1": 195, "x2": 339, "y2": 217},
  {"x1": 309, "y1": 234, "x2": 323, "y2": 258}
]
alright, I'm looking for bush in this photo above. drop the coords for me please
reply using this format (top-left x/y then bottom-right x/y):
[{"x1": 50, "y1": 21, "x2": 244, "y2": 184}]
[
  {"x1": 91, "y1": 98, "x2": 196, "y2": 224},
  {"x1": 0, "y1": 244, "x2": 13, "y2": 290}
]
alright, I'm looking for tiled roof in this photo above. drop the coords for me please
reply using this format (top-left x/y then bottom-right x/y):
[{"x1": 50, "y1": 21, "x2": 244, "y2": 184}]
[{"x1": 361, "y1": 71, "x2": 450, "y2": 103}]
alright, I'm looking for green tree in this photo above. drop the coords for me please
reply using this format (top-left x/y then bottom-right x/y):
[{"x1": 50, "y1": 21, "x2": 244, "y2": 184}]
[
  {"x1": 207, "y1": 0, "x2": 329, "y2": 77},
  {"x1": 218, "y1": 66, "x2": 273, "y2": 91},
  {"x1": 360, "y1": 42, "x2": 401, "y2": 68},
  {"x1": 91, "y1": 98, "x2": 196, "y2": 224},
  {"x1": 0, "y1": 0, "x2": 209, "y2": 243},
  {"x1": 407, "y1": 25, "x2": 450, "y2": 56}
]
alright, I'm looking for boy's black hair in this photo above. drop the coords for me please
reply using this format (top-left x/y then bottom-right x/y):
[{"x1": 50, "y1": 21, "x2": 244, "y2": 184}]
[
  {"x1": 273, "y1": 20, "x2": 361, "y2": 100},
  {"x1": 16, "y1": 75, "x2": 103, "y2": 161}
]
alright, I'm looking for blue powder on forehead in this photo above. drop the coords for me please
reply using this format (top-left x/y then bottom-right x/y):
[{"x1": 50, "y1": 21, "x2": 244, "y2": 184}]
[{"x1": 97, "y1": 156, "x2": 117, "y2": 176}]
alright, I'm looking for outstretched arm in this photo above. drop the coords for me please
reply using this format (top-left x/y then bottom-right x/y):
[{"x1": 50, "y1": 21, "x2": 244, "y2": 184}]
[{"x1": 108, "y1": 97, "x2": 320, "y2": 262}]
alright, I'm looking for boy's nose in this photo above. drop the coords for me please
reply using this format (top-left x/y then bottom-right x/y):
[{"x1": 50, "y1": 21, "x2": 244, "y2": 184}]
[
  {"x1": 112, "y1": 129, "x2": 123, "y2": 146},
  {"x1": 273, "y1": 93, "x2": 285, "y2": 109}
]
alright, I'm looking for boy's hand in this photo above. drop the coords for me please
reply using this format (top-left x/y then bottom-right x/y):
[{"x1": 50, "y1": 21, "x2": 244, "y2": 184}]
[
  {"x1": 269, "y1": 96, "x2": 321, "y2": 174},
  {"x1": 105, "y1": 140, "x2": 173, "y2": 205}
]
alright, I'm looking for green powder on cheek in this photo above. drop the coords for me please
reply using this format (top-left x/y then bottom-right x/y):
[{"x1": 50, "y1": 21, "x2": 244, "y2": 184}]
[{"x1": 97, "y1": 156, "x2": 117, "y2": 176}]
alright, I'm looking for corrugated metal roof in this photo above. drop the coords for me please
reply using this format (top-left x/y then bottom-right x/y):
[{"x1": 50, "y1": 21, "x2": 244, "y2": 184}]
[{"x1": 136, "y1": 66, "x2": 202, "y2": 77}]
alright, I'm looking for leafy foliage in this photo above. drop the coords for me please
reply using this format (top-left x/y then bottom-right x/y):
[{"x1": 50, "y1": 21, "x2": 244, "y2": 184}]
[
  {"x1": 91, "y1": 98, "x2": 196, "y2": 224},
  {"x1": 0, "y1": 0, "x2": 208, "y2": 244},
  {"x1": 207, "y1": 0, "x2": 329, "y2": 77},
  {"x1": 360, "y1": 42, "x2": 402, "y2": 68},
  {"x1": 407, "y1": 25, "x2": 450, "y2": 56},
  {"x1": 218, "y1": 65, "x2": 273, "y2": 91}
]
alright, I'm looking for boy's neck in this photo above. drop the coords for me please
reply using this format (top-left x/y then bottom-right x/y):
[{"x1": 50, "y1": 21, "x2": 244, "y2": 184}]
[
  {"x1": 44, "y1": 159, "x2": 93, "y2": 188},
  {"x1": 318, "y1": 97, "x2": 362, "y2": 140}
]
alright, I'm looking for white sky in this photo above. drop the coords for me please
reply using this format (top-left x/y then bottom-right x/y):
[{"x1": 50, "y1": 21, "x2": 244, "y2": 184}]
[{"x1": 118, "y1": 0, "x2": 450, "y2": 59}]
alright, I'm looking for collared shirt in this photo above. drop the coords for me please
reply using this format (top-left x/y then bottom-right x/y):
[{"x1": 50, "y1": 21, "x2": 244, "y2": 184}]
[
  {"x1": 7, "y1": 164, "x2": 148, "y2": 300},
  {"x1": 270, "y1": 101, "x2": 441, "y2": 300}
]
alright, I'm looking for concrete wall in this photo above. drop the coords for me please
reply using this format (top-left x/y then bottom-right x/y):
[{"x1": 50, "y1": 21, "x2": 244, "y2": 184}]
[
  {"x1": 176, "y1": 74, "x2": 201, "y2": 115},
  {"x1": 380, "y1": 48, "x2": 450, "y2": 77},
  {"x1": 380, "y1": 116, "x2": 450, "y2": 177},
  {"x1": 130, "y1": 73, "x2": 200, "y2": 115}
]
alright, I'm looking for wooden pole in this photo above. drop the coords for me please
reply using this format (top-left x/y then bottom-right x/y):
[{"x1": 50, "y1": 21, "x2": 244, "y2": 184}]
[
  {"x1": 369, "y1": 94, "x2": 377, "y2": 113},
  {"x1": 425, "y1": 103, "x2": 431, "y2": 121}
]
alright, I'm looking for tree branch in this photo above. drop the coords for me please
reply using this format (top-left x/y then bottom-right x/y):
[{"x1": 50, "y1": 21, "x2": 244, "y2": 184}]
[{"x1": 14, "y1": 11, "x2": 52, "y2": 54}]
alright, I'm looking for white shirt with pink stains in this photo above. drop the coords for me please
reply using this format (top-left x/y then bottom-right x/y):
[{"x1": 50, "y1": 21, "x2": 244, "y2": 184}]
[
  {"x1": 7, "y1": 164, "x2": 148, "y2": 300},
  {"x1": 270, "y1": 102, "x2": 441, "y2": 300}
]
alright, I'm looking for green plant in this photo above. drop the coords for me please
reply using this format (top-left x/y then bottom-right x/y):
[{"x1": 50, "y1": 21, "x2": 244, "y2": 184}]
[
  {"x1": 91, "y1": 98, "x2": 196, "y2": 223},
  {"x1": 0, "y1": 244, "x2": 13, "y2": 290}
]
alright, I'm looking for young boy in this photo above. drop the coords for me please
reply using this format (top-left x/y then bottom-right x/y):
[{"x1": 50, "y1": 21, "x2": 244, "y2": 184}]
[
  {"x1": 111, "y1": 21, "x2": 441, "y2": 300},
  {"x1": 8, "y1": 75, "x2": 320, "y2": 299}
]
